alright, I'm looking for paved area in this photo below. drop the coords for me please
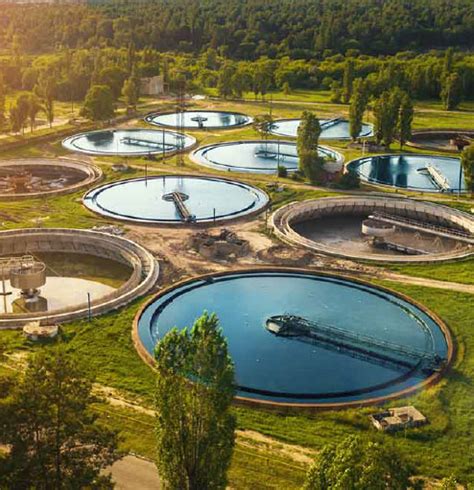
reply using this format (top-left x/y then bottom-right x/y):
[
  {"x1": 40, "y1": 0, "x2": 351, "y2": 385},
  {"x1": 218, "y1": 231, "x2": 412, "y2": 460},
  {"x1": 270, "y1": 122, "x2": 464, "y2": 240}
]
[{"x1": 107, "y1": 455, "x2": 161, "y2": 489}]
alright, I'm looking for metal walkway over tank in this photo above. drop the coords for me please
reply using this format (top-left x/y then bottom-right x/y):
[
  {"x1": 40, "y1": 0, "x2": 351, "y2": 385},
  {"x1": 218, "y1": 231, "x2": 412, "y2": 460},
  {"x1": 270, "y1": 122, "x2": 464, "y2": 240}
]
[
  {"x1": 162, "y1": 192, "x2": 196, "y2": 223},
  {"x1": 265, "y1": 314, "x2": 445, "y2": 374},
  {"x1": 369, "y1": 212, "x2": 474, "y2": 244}
]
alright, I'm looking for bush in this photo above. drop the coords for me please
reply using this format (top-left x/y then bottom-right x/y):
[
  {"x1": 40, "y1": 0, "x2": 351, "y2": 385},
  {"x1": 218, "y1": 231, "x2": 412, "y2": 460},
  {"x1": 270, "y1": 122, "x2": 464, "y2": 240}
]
[
  {"x1": 277, "y1": 165, "x2": 288, "y2": 178},
  {"x1": 334, "y1": 171, "x2": 360, "y2": 189}
]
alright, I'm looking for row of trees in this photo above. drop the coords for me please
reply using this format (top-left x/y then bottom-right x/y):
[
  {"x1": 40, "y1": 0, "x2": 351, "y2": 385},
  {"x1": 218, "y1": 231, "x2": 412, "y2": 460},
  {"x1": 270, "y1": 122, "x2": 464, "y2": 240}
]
[
  {"x1": 1, "y1": 0, "x2": 473, "y2": 58},
  {"x1": 1, "y1": 312, "x2": 464, "y2": 488}
]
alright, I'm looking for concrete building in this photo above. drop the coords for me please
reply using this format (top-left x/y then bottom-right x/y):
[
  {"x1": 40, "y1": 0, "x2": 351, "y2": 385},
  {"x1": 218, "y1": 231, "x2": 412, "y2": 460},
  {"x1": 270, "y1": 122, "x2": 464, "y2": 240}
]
[
  {"x1": 370, "y1": 406, "x2": 427, "y2": 432},
  {"x1": 140, "y1": 76, "x2": 165, "y2": 96}
]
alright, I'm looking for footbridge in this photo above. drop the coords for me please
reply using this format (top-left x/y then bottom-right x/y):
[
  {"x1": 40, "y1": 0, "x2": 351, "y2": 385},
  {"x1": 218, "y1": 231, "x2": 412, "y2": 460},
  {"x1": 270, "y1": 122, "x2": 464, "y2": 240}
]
[{"x1": 266, "y1": 314, "x2": 445, "y2": 374}]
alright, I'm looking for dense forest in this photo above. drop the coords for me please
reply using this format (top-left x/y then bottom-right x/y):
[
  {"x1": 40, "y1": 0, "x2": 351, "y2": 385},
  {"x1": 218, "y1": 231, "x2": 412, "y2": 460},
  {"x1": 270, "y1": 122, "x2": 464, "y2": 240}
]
[{"x1": 0, "y1": 0, "x2": 473, "y2": 58}]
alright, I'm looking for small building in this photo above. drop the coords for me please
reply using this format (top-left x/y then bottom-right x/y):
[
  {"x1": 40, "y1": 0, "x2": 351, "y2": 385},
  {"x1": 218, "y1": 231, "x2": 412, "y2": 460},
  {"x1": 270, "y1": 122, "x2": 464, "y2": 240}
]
[
  {"x1": 140, "y1": 76, "x2": 165, "y2": 96},
  {"x1": 370, "y1": 406, "x2": 427, "y2": 432}
]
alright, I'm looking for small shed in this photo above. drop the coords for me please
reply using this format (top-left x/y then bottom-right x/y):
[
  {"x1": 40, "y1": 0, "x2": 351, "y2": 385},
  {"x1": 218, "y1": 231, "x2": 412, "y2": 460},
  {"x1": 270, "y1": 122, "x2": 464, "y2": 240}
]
[{"x1": 370, "y1": 406, "x2": 427, "y2": 432}]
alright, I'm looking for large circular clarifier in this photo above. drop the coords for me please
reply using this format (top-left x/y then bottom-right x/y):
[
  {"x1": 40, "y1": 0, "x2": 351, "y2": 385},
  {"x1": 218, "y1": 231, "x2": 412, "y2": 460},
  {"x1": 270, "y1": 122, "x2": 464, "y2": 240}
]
[
  {"x1": 348, "y1": 154, "x2": 466, "y2": 192},
  {"x1": 145, "y1": 110, "x2": 252, "y2": 129},
  {"x1": 63, "y1": 129, "x2": 195, "y2": 156},
  {"x1": 192, "y1": 140, "x2": 341, "y2": 173},
  {"x1": 83, "y1": 175, "x2": 269, "y2": 224},
  {"x1": 270, "y1": 118, "x2": 373, "y2": 140},
  {"x1": 136, "y1": 270, "x2": 450, "y2": 407}
]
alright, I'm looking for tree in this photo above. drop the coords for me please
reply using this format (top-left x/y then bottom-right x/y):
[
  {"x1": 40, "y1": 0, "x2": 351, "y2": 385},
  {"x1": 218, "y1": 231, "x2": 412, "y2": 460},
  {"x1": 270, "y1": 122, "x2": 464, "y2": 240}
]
[
  {"x1": 373, "y1": 89, "x2": 401, "y2": 147},
  {"x1": 297, "y1": 111, "x2": 325, "y2": 184},
  {"x1": 98, "y1": 65, "x2": 128, "y2": 100},
  {"x1": 0, "y1": 74, "x2": 6, "y2": 130},
  {"x1": 35, "y1": 72, "x2": 56, "y2": 128},
  {"x1": 342, "y1": 59, "x2": 355, "y2": 103},
  {"x1": 349, "y1": 79, "x2": 369, "y2": 141},
  {"x1": 442, "y1": 47, "x2": 454, "y2": 77},
  {"x1": 122, "y1": 71, "x2": 140, "y2": 110},
  {"x1": 9, "y1": 93, "x2": 29, "y2": 134},
  {"x1": 397, "y1": 92, "x2": 414, "y2": 149},
  {"x1": 252, "y1": 113, "x2": 274, "y2": 141},
  {"x1": 297, "y1": 111, "x2": 321, "y2": 154},
  {"x1": 81, "y1": 85, "x2": 114, "y2": 121},
  {"x1": 460, "y1": 144, "x2": 474, "y2": 193},
  {"x1": 330, "y1": 80, "x2": 342, "y2": 103},
  {"x1": 441, "y1": 72, "x2": 462, "y2": 110},
  {"x1": 217, "y1": 62, "x2": 236, "y2": 99},
  {"x1": 0, "y1": 348, "x2": 119, "y2": 489},
  {"x1": 154, "y1": 312, "x2": 236, "y2": 490},
  {"x1": 303, "y1": 435, "x2": 414, "y2": 490},
  {"x1": 27, "y1": 93, "x2": 42, "y2": 133}
]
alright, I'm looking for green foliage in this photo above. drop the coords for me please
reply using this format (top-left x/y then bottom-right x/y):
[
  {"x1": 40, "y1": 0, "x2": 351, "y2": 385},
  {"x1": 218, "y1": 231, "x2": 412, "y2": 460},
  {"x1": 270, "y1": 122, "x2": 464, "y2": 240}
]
[
  {"x1": 297, "y1": 111, "x2": 324, "y2": 184},
  {"x1": 9, "y1": 92, "x2": 29, "y2": 134},
  {"x1": 122, "y1": 72, "x2": 140, "y2": 110},
  {"x1": 154, "y1": 312, "x2": 236, "y2": 490},
  {"x1": 297, "y1": 111, "x2": 321, "y2": 153},
  {"x1": 217, "y1": 62, "x2": 236, "y2": 99},
  {"x1": 0, "y1": 75, "x2": 7, "y2": 129},
  {"x1": 81, "y1": 84, "x2": 114, "y2": 121},
  {"x1": 334, "y1": 170, "x2": 360, "y2": 189},
  {"x1": 349, "y1": 78, "x2": 369, "y2": 140},
  {"x1": 0, "y1": 347, "x2": 119, "y2": 489},
  {"x1": 342, "y1": 59, "x2": 354, "y2": 103},
  {"x1": 460, "y1": 144, "x2": 474, "y2": 192},
  {"x1": 303, "y1": 435, "x2": 414, "y2": 490},
  {"x1": 26, "y1": 93, "x2": 42, "y2": 132},
  {"x1": 373, "y1": 88, "x2": 402, "y2": 147},
  {"x1": 441, "y1": 72, "x2": 463, "y2": 110},
  {"x1": 35, "y1": 72, "x2": 56, "y2": 128},
  {"x1": 397, "y1": 92, "x2": 414, "y2": 148},
  {"x1": 252, "y1": 113, "x2": 274, "y2": 139},
  {"x1": 277, "y1": 165, "x2": 288, "y2": 178},
  {"x1": 330, "y1": 80, "x2": 342, "y2": 103},
  {"x1": 98, "y1": 65, "x2": 128, "y2": 100}
]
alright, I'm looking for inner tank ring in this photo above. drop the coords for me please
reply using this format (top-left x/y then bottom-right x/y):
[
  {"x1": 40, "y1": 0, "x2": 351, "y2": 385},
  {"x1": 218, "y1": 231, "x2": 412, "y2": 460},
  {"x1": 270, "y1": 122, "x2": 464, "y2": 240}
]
[
  {"x1": 62, "y1": 128, "x2": 197, "y2": 157},
  {"x1": 347, "y1": 153, "x2": 466, "y2": 193},
  {"x1": 269, "y1": 117, "x2": 374, "y2": 140},
  {"x1": 0, "y1": 228, "x2": 159, "y2": 328},
  {"x1": 132, "y1": 267, "x2": 453, "y2": 410},
  {"x1": 145, "y1": 110, "x2": 253, "y2": 130},
  {"x1": 271, "y1": 196, "x2": 474, "y2": 263},
  {"x1": 82, "y1": 174, "x2": 270, "y2": 226},
  {"x1": 0, "y1": 158, "x2": 103, "y2": 200},
  {"x1": 190, "y1": 139, "x2": 343, "y2": 174}
]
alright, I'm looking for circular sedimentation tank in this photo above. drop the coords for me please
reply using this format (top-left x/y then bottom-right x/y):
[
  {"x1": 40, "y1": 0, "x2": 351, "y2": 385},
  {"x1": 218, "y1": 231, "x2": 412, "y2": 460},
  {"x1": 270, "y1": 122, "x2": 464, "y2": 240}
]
[
  {"x1": 191, "y1": 140, "x2": 342, "y2": 173},
  {"x1": 62, "y1": 128, "x2": 196, "y2": 156},
  {"x1": 134, "y1": 269, "x2": 451, "y2": 408},
  {"x1": 271, "y1": 196, "x2": 474, "y2": 262},
  {"x1": 0, "y1": 158, "x2": 102, "y2": 200},
  {"x1": 83, "y1": 175, "x2": 269, "y2": 225},
  {"x1": 145, "y1": 110, "x2": 252, "y2": 129},
  {"x1": 408, "y1": 129, "x2": 474, "y2": 153},
  {"x1": 269, "y1": 118, "x2": 373, "y2": 140},
  {"x1": 0, "y1": 228, "x2": 159, "y2": 328},
  {"x1": 347, "y1": 154, "x2": 466, "y2": 192}
]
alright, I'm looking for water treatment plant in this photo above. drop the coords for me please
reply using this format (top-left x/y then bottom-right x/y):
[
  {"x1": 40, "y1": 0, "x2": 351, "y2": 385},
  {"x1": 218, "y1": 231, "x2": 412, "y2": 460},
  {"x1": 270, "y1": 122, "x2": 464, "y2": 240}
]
[
  {"x1": 83, "y1": 175, "x2": 269, "y2": 224},
  {"x1": 348, "y1": 154, "x2": 466, "y2": 192},
  {"x1": 145, "y1": 110, "x2": 252, "y2": 129},
  {"x1": 191, "y1": 140, "x2": 343, "y2": 173},
  {"x1": 269, "y1": 118, "x2": 373, "y2": 139},
  {"x1": 62, "y1": 128, "x2": 196, "y2": 156},
  {"x1": 134, "y1": 269, "x2": 451, "y2": 408}
]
